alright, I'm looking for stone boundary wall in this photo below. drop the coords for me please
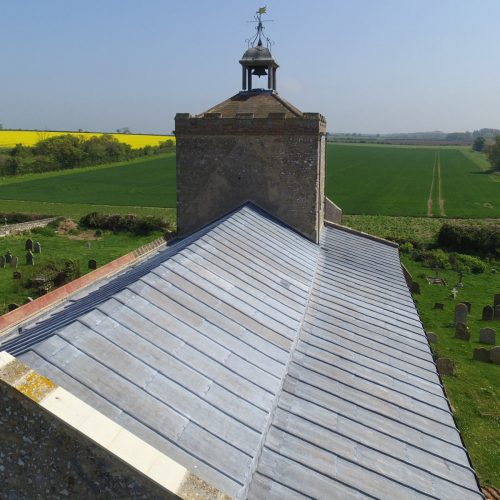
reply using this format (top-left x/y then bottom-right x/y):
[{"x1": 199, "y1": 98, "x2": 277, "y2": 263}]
[
  {"x1": 0, "y1": 236, "x2": 168, "y2": 336},
  {"x1": 0, "y1": 352, "x2": 227, "y2": 499},
  {"x1": 0, "y1": 217, "x2": 58, "y2": 236}
]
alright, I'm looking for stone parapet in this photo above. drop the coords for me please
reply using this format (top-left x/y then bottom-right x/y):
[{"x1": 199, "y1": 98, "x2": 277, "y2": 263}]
[
  {"x1": 175, "y1": 113, "x2": 327, "y2": 136},
  {"x1": 0, "y1": 352, "x2": 229, "y2": 499}
]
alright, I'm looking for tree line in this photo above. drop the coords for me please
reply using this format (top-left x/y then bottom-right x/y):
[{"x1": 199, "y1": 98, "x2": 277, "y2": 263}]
[
  {"x1": 472, "y1": 135, "x2": 500, "y2": 171},
  {"x1": 0, "y1": 134, "x2": 175, "y2": 176}
]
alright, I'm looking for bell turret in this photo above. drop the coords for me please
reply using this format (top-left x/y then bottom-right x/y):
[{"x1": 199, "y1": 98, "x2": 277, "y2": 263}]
[{"x1": 239, "y1": 8, "x2": 278, "y2": 91}]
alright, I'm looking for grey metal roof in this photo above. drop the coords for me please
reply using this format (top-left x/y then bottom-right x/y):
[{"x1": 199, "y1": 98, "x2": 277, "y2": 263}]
[{"x1": 1, "y1": 205, "x2": 481, "y2": 499}]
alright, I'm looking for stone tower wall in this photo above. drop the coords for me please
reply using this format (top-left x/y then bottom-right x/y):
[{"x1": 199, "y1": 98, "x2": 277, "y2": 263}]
[{"x1": 175, "y1": 113, "x2": 327, "y2": 243}]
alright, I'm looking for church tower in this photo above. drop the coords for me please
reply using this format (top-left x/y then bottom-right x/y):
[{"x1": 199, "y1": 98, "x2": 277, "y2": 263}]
[{"x1": 175, "y1": 9, "x2": 329, "y2": 243}]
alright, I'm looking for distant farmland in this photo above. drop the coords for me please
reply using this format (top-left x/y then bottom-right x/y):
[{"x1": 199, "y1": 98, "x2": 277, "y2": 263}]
[
  {"x1": 0, "y1": 130, "x2": 175, "y2": 149},
  {"x1": 0, "y1": 143, "x2": 498, "y2": 220},
  {"x1": 327, "y1": 144, "x2": 500, "y2": 218},
  {"x1": 0, "y1": 154, "x2": 176, "y2": 208}
]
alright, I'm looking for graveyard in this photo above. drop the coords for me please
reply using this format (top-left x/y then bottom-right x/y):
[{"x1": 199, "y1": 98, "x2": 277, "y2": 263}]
[
  {"x1": 0, "y1": 221, "x2": 164, "y2": 314},
  {"x1": 401, "y1": 253, "x2": 500, "y2": 485}
]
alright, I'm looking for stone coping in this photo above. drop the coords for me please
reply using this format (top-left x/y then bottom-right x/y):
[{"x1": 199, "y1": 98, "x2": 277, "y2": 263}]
[
  {"x1": 0, "y1": 351, "x2": 229, "y2": 499},
  {"x1": 324, "y1": 221, "x2": 399, "y2": 248},
  {"x1": 0, "y1": 237, "x2": 167, "y2": 337}
]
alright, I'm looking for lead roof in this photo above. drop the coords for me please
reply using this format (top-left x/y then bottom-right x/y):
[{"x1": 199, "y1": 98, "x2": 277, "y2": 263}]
[{"x1": 0, "y1": 204, "x2": 481, "y2": 499}]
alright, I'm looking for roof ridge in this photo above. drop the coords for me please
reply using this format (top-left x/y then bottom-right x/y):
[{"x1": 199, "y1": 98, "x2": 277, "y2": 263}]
[{"x1": 241, "y1": 233, "x2": 322, "y2": 499}]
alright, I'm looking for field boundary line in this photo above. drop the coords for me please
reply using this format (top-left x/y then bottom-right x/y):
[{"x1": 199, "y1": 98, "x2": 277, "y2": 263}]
[
  {"x1": 427, "y1": 154, "x2": 437, "y2": 217},
  {"x1": 437, "y1": 152, "x2": 446, "y2": 216}
]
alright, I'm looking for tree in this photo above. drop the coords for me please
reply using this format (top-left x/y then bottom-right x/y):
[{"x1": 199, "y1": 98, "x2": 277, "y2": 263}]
[
  {"x1": 472, "y1": 136, "x2": 485, "y2": 152},
  {"x1": 486, "y1": 135, "x2": 500, "y2": 171}
]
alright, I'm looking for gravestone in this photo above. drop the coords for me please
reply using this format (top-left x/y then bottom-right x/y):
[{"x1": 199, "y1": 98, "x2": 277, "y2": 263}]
[
  {"x1": 25, "y1": 250, "x2": 34, "y2": 266},
  {"x1": 34, "y1": 241, "x2": 42, "y2": 254},
  {"x1": 479, "y1": 328, "x2": 496, "y2": 345},
  {"x1": 455, "y1": 322, "x2": 470, "y2": 340},
  {"x1": 11, "y1": 256, "x2": 18, "y2": 269},
  {"x1": 473, "y1": 348, "x2": 490, "y2": 363},
  {"x1": 13, "y1": 271, "x2": 22, "y2": 280},
  {"x1": 434, "y1": 303, "x2": 444, "y2": 310},
  {"x1": 436, "y1": 358, "x2": 454, "y2": 376},
  {"x1": 7, "y1": 303, "x2": 19, "y2": 312},
  {"x1": 88, "y1": 259, "x2": 97, "y2": 270},
  {"x1": 495, "y1": 305, "x2": 500, "y2": 321},
  {"x1": 411, "y1": 281, "x2": 420, "y2": 294},
  {"x1": 451, "y1": 288, "x2": 458, "y2": 299},
  {"x1": 5, "y1": 251, "x2": 12, "y2": 263},
  {"x1": 464, "y1": 302, "x2": 472, "y2": 313},
  {"x1": 25, "y1": 238, "x2": 33, "y2": 251},
  {"x1": 494, "y1": 294, "x2": 500, "y2": 307},
  {"x1": 482, "y1": 305, "x2": 494, "y2": 321},
  {"x1": 426, "y1": 331, "x2": 437, "y2": 343},
  {"x1": 0, "y1": 256, "x2": 5, "y2": 268},
  {"x1": 491, "y1": 347, "x2": 500, "y2": 364},
  {"x1": 454, "y1": 303, "x2": 468, "y2": 326}
]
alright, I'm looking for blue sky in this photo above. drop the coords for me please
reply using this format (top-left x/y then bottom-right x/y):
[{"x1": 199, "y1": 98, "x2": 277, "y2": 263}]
[{"x1": 1, "y1": 0, "x2": 499, "y2": 134}]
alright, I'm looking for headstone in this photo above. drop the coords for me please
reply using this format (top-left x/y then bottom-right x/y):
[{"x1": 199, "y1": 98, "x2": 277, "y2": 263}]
[
  {"x1": 11, "y1": 256, "x2": 18, "y2": 269},
  {"x1": 479, "y1": 328, "x2": 496, "y2": 345},
  {"x1": 464, "y1": 302, "x2": 472, "y2": 313},
  {"x1": 88, "y1": 259, "x2": 97, "y2": 270},
  {"x1": 451, "y1": 288, "x2": 458, "y2": 299},
  {"x1": 482, "y1": 305, "x2": 494, "y2": 321},
  {"x1": 5, "y1": 251, "x2": 12, "y2": 264},
  {"x1": 495, "y1": 305, "x2": 500, "y2": 321},
  {"x1": 455, "y1": 322, "x2": 470, "y2": 340},
  {"x1": 491, "y1": 347, "x2": 500, "y2": 364},
  {"x1": 25, "y1": 250, "x2": 34, "y2": 266},
  {"x1": 13, "y1": 271, "x2": 22, "y2": 280},
  {"x1": 25, "y1": 238, "x2": 33, "y2": 251},
  {"x1": 34, "y1": 241, "x2": 42, "y2": 254},
  {"x1": 473, "y1": 348, "x2": 490, "y2": 362},
  {"x1": 494, "y1": 294, "x2": 500, "y2": 307},
  {"x1": 426, "y1": 331, "x2": 438, "y2": 343},
  {"x1": 434, "y1": 303, "x2": 444, "y2": 310},
  {"x1": 0, "y1": 256, "x2": 5, "y2": 268},
  {"x1": 436, "y1": 358, "x2": 454, "y2": 376},
  {"x1": 7, "y1": 303, "x2": 19, "y2": 312},
  {"x1": 411, "y1": 281, "x2": 420, "y2": 294},
  {"x1": 454, "y1": 303, "x2": 468, "y2": 326}
]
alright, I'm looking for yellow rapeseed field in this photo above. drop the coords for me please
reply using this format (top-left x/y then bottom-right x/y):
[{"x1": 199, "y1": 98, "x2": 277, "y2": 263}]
[{"x1": 0, "y1": 130, "x2": 175, "y2": 149}]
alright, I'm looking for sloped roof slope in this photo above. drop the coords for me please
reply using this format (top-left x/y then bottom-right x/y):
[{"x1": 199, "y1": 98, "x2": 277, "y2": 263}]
[
  {"x1": 202, "y1": 90, "x2": 303, "y2": 118},
  {"x1": 1, "y1": 205, "x2": 481, "y2": 499}
]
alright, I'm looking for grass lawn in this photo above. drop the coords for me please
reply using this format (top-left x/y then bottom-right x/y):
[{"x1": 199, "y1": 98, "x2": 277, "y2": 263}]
[
  {"x1": 0, "y1": 200, "x2": 175, "y2": 225},
  {"x1": 0, "y1": 228, "x2": 163, "y2": 314},
  {"x1": 343, "y1": 215, "x2": 500, "y2": 246},
  {"x1": 401, "y1": 255, "x2": 500, "y2": 486}
]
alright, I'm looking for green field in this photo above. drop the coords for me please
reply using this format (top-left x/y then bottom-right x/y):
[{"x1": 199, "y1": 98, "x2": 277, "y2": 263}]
[
  {"x1": 0, "y1": 153, "x2": 176, "y2": 208},
  {"x1": 327, "y1": 144, "x2": 500, "y2": 218},
  {"x1": 1, "y1": 144, "x2": 499, "y2": 220}
]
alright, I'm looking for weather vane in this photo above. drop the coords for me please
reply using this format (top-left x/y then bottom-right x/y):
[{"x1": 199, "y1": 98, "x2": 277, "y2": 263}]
[{"x1": 246, "y1": 6, "x2": 274, "y2": 49}]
